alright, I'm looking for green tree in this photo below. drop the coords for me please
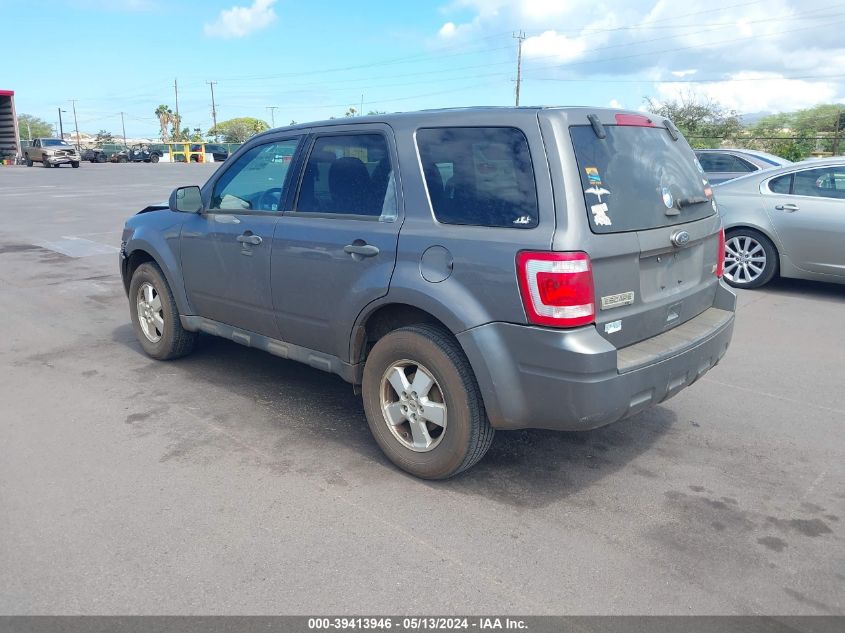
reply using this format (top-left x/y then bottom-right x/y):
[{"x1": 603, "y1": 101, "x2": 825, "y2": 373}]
[
  {"x1": 17, "y1": 114, "x2": 53, "y2": 140},
  {"x1": 95, "y1": 130, "x2": 114, "y2": 144},
  {"x1": 344, "y1": 107, "x2": 358, "y2": 117},
  {"x1": 643, "y1": 93, "x2": 742, "y2": 148},
  {"x1": 207, "y1": 117, "x2": 270, "y2": 143},
  {"x1": 752, "y1": 104, "x2": 845, "y2": 159}
]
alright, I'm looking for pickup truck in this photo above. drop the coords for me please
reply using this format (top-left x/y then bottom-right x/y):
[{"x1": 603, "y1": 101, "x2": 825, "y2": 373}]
[{"x1": 25, "y1": 138, "x2": 81, "y2": 168}]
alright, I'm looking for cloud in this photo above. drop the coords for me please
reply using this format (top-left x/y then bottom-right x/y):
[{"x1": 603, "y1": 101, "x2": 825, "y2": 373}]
[
  {"x1": 523, "y1": 30, "x2": 588, "y2": 62},
  {"x1": 433, "y1": 0, "x2": 845, "y2": 112},
  {"x1": 657, "y1": 72, "x2": 838, "y2": 113},
  {"x1": 438, "y1": 22, "x2": 458, "y2": 38},
  {"x1": 204, "y1": 0, "x2": 278, "y2": 39}
]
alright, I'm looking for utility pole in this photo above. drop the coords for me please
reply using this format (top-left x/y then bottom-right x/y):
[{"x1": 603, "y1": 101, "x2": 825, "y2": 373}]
[
  {"x1": 174, "y1": 78, "x2": 181, "y2": 141},
  {"x1": 57, "y1": 107, "x2": 65, "y2": 139},
  {"x1": 120, "y1": 111, "x2": 128, "y2": 149},
  {"x1": 513, "y1": 31, "x2": 526, "y2": 107},
  {"x1": 70, "y1": 99, "x2": 81, "y2": 150},
  {"x1": 360, "y1": 94, "x2": 364, "y2": 116},
  {"x1": 266, "y1": 106, "x2": 278, "y2": 128},
  {"x1": 833, "y1": 110, "x2": 844, "y2": 156},
  {"x1": 207, "y1": 81, "x2": 218, "y2": 140},
  {"x1": 24, "y1": 118, "x2": 32, "y2": 141}
]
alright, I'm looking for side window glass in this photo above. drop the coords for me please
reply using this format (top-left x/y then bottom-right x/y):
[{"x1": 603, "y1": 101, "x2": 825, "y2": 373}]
[
  {"x1": 417, "y1": 127, "x2": 538, "y2": 228},
  {"x1": 296, "y1": 133, "x2": 397, "y2": 219},
  {"x1": 792, "y1": 168, "x2": 845, "y2": 199},
  {"x1": 696, "y1": 154, "x2": 722, "y2": 172},
  {"x1": 768, "y1": 174, "x2": 792, "y2": 194},
  {"x1": 732, "y1": 156, "x2": 756, "y2": 172},
  {"x1": 210, "y1": 138, "x2": 300, "y2": 212}
]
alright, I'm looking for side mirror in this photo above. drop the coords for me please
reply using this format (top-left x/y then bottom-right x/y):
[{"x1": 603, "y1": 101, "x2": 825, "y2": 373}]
[{"x1": 169, "y1": 186, "x2": 203, "y2": 213}]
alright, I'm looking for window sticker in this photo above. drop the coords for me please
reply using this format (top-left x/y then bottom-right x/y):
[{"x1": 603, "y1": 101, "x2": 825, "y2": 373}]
[
  {"x1": 591, "y1": 202, "x2": 612, "y2": 226},
  {"x1": 585, "y1": 185, "x2": 611, "y2": 203},
  {"x1": 585, "y1": 166, "x2": 602, "y2": 185}
]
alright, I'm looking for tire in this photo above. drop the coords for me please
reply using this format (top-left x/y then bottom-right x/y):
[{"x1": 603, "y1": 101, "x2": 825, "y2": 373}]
[
  {"x1": 71, "y1": 161, "x2": 79, "y2": 168},
  {"x1": 25, "y1": 156, "x2": 32, "y2": 167},
  {"x1": 42, "y1": 157, "x2": 50, "y2": 167},
  {"x1": 96, "y1": 154, "x2": 106, "y2": 163},
  {"x1": 723, "y1": 228, "x2": 778, "y2": 289},
  {"x1": 128, "y1": 261, "x2": 197, "y2": 360},
  {"x1": 150, "y1": 153, "x2": 159, "y2": 163},
  {"x1": 362, "y1": 324, "x2": 494, "y2": 479}
]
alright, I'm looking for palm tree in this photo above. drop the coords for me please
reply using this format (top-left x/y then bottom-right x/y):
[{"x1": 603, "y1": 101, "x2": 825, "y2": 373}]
[{"x1": 154, "y1": 105, "x2": 173, "y2": 142}]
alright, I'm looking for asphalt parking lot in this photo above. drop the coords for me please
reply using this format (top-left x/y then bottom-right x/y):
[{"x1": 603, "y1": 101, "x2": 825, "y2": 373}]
[{"x1": 1, "y1": 163, "x2": 843, "y2": 615}]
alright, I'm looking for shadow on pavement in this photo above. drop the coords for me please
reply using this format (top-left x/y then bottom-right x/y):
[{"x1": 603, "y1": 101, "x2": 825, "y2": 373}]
[{"x1": 113, "y1": 324, "x2": 674, "y2": 508}]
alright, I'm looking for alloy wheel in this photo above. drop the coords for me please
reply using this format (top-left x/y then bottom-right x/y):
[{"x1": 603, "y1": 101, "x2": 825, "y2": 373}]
[
  {"x1": 724, "y1": 235, "x2": 767, "y2": 285},
  {"x1": 379, "y1": 360, "x2": 448, "y2": 452},
  {"x1": 136, "y1": 282, "x2": 164, "y2": 343}
]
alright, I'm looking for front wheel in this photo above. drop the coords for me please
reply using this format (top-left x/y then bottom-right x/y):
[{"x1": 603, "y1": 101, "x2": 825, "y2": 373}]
[
  {"x1": 128, "y1": 262, "x2": 197, "y2": 360},
  {"x1": 42, "y1": 157, "x2": 50, "y2": 168},
  {"x1": 149, "y1": 153, "x2": 159, "y2": 163},
  {"x1": 362, "y1": 324, "x2": 494, "y2": 479},
  {"x1": 71, "y1": 161, "x2": 79, "y2": 168},
  {"x1": 723, "y1": 228, "x2": 778, "y2": 289}
]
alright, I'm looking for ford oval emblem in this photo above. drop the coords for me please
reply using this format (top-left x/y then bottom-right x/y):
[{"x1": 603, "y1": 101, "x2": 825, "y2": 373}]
[{"x1": 671, "y1": 230, "x2": 691, "y2": 247}]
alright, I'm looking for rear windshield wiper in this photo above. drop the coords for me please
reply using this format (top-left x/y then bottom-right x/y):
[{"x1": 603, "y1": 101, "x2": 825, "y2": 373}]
[{"x1": 677, "y1": 195, "x2": 709, "y2": 209}]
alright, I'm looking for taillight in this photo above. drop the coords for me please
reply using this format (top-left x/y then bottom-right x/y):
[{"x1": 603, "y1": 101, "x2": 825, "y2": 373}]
[
  {"x1": 716, "y1": 228, "x2": 726, "y2": 278},
  {"x1": 516, "y1": 251, "x2": 595, "y2": 328}
]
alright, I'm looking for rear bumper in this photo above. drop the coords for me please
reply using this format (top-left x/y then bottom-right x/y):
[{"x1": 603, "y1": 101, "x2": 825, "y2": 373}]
[{"x1": 457, "y1": 282, "x2": 736, "y2": 431}]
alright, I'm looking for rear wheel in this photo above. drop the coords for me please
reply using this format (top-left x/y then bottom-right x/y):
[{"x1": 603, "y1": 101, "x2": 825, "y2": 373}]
[
  {"x1": 150, "y1": 153, "x2": 159, "y2": 163},
  {"x1": 128, "y1": 262, "x2": 197, "y2": 360},
  {"x1": 71, "y1": 161, "x2": 79, "y2": 168},
  {"x1": 724, "y1": 228, "x2": 778, "y2": 289},
  {"x1": 362, "y1": 324, "x2": 494, "y2": 479}
]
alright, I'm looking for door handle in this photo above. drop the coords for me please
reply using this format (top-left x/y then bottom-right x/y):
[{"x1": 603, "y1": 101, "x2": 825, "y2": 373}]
[
  {"x1": 343, "y1": 243, "x2": 379, "y2": 257},
  {"x1": 237, "y1": 233, "x2": 262, "y2": 245},
  {"x1": 775, "y1": 203, "x2": 799, "y2": 212}
]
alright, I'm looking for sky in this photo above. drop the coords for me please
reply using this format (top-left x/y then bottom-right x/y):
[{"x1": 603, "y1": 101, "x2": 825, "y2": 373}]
[{"x1": 3, "y1": 0, "x2": 845, "y2": 138}]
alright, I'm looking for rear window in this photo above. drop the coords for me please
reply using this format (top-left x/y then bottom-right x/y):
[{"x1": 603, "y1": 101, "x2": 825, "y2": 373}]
[
  {"x1": 571, "y1": 125, "x2": 714, "y2": 233},
  {"x1": 417, "y1": 127, "x2": 538, "y2": 228}
]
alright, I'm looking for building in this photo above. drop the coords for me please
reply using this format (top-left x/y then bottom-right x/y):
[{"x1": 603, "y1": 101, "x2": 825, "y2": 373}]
[{"x1": 0, "y1": 90, "x2": 21, "y2": 162}]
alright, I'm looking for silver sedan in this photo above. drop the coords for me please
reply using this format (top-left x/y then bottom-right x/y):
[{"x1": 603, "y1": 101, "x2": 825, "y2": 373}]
[{"x1": 713, "y1": 158, "x2": 845, "y2": 288}]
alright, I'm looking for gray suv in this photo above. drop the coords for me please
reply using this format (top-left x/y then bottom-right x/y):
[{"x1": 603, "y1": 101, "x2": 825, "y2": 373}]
[{"x1": 121, "y1": 107, "x2": 736, "y2": 479}]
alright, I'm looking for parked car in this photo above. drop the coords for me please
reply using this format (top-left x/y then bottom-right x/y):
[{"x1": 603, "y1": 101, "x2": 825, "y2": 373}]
[
  {"x1": 204, "y1": 143, "x2": 230, "y2": 162},
  {"x1": 81, "y1": 147, "x2": 109, "y2": 163},
  {"x1": 695, "y1": 149, "x2": 792, "y2": 184},
  {"x1": 713, "y1": 158, "x2": 845, "y2": 288},
  {"x1": 111, "y1": 144, "x2": 162, "y2": 163},
  {"x1": 120, "y1": 107, "x2": 736, "y2": 479},
  {"x1": 24, "y1": 138, "x2": 80, "y2": 168}
]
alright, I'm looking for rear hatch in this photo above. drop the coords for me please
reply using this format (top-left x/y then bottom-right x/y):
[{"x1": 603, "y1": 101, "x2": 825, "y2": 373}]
[{"x1": 552, "y1": 111, "x2": 722, "y2": 348}]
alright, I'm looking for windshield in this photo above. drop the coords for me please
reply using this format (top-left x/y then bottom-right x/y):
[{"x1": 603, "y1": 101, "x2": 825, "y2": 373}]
[
  {"x1": 43, "y1": 139, "x2": 71, "y2": 147},
  {"x1": 570, "y1": 124, "x2": 714, "y2": 233}
]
